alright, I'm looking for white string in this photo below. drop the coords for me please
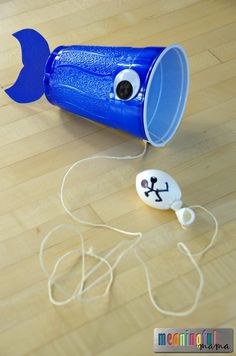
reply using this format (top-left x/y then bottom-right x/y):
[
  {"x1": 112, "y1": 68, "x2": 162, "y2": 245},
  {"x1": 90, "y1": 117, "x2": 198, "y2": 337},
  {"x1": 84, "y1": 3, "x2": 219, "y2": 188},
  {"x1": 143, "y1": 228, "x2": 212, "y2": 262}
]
[
  {"x1": 39, "y1": 140, "x2": 218, "y2": 315},
  {"x1": 177, "y1": 205, "x2": 219, "y2": 257},
  {"x1": 39, "y1": 224, "x2": 114, "y2": 306},
  {"x1": 134, "y1": 242, "x2": 204, "y2": 316},
  {"x1": 39, "y1": 141, "x2": 147, "y2": 306},
  {"x1": 59, "y1": 141, "x2": 148, "y2": 231}
]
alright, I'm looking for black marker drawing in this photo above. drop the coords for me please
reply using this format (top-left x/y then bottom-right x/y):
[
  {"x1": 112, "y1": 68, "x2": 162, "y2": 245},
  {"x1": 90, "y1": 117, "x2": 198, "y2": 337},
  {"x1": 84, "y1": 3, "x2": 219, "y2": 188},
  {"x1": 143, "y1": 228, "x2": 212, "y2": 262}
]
[{"x1": 141, "y1": 177, "x2": 169, "y2": 202}]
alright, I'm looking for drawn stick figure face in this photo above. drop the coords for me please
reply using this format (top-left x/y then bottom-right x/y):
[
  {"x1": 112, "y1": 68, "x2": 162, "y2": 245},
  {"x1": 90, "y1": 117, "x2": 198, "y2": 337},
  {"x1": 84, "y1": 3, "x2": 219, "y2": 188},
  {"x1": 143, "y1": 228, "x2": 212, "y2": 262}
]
[
  {"x1": 136, "y1": 169, "x2": 182, "y2": 210},
  {"x1": 141, "y1": 176, "x2": 169, "y2": 202}
]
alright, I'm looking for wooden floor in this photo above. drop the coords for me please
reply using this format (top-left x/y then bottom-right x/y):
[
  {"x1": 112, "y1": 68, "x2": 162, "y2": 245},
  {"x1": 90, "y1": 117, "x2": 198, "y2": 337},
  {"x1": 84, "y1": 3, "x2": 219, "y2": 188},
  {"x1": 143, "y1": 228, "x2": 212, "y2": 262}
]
[{"x1": 0, "y1": 0, "x2": 236, "y2": 355}]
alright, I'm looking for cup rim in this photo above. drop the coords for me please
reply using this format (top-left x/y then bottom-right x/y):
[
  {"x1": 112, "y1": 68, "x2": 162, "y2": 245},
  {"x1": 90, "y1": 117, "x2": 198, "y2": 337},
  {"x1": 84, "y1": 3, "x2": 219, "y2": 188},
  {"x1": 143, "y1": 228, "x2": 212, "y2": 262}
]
[{"x1": 143, "y1": 44, "x2": 189, "y2": 147}]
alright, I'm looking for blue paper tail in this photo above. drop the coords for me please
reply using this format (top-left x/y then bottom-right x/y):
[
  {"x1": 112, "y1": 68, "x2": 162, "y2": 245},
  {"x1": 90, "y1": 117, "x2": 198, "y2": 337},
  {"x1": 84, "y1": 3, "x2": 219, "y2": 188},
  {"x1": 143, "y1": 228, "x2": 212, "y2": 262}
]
[{"x1": 5, "y1": 29, "x2": 50, "y2": 103}]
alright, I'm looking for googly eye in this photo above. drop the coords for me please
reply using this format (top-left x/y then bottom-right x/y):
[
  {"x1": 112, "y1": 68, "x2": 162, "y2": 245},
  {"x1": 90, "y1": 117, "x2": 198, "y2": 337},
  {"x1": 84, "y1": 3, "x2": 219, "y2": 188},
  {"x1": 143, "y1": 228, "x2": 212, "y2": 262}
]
[{"x1": 114, "y1": 69, "x2": 140, "y2": 100}]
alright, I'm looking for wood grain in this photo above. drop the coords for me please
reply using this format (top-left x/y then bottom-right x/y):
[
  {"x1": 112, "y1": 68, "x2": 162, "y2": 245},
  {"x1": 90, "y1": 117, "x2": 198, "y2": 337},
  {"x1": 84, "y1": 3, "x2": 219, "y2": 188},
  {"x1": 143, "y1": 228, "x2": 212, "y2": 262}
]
[{"x1": 0, "y1": 1, "x2": 235, "y2": 355}]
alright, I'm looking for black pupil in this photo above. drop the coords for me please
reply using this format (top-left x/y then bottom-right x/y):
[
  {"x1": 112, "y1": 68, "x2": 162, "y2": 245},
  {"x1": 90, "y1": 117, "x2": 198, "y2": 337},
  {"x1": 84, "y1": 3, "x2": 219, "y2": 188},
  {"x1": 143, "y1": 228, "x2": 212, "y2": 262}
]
[{"x1": 116, "y1": 80, "x2": 133, "y2": 100}]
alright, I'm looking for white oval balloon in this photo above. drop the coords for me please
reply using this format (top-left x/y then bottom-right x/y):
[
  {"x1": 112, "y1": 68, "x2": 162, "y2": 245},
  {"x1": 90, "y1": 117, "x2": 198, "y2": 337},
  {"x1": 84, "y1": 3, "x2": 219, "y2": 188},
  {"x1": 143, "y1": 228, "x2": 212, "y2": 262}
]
[{"x1": 136, "y1": 169, "x2": 182, "y2": 210}]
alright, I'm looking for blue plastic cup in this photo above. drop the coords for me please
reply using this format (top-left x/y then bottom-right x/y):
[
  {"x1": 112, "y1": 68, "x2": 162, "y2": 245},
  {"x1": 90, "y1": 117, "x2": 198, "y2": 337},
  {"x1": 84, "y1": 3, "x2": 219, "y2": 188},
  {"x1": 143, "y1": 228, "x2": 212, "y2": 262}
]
[{"x1": 44, "y1": 44, "x2": 189, "y2": 147}]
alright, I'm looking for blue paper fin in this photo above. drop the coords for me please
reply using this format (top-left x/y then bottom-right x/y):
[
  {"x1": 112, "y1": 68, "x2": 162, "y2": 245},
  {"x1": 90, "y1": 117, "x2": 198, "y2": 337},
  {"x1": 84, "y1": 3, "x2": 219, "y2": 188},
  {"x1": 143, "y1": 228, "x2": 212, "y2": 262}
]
[{"x1": 5, "y1": 29, "x2": 50, "y2": 103}]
